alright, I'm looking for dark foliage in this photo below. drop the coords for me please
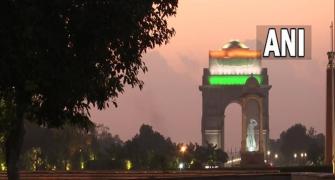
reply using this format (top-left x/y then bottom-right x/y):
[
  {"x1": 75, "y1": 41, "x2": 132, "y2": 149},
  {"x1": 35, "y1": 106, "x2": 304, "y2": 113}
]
[
  {"x1": 0, "y1": 1, "x2": 178, "y2": 179},
  {"x1": 124, "y1": 124, "x2": 177, "y2": 170},
  {"x1": 12, "y1": 123, "x2": 227, "y2": 171},
  {"x1": 269, "y1": 123, "x2": 324, "y2": 166}
]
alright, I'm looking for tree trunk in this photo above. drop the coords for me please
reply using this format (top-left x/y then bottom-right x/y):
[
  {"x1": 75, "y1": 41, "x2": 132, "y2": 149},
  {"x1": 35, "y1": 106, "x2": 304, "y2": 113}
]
[{"x1": 5, "y1": 103, "x2": 25, "y2": 180}]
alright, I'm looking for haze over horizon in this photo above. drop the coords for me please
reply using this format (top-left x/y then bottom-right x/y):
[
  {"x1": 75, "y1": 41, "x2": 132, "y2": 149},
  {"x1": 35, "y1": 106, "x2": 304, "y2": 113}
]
[{"x1": 91, "y1": 0, "x2": 333, "y2": 152}]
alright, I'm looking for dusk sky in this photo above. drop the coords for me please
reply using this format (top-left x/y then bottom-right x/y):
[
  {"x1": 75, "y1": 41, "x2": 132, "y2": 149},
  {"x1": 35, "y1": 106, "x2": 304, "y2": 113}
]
[{"x1": 92, "y1": 0, "x2": 334, "y2": 152}]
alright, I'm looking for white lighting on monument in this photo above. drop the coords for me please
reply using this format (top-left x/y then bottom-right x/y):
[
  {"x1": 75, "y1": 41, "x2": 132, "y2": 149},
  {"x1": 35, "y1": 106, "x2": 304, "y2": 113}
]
[
  {"x1": 208, "y1": 40, "x2": 262, "y2": 76},
  {"x1": 209, "y1": 64, "x2": 261, "y2": 75}
]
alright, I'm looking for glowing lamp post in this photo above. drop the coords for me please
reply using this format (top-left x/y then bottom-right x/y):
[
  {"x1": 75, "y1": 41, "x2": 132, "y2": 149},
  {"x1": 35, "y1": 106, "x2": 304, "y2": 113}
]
[
  {"x1": 180, "y1": 145, "x2": 187, "y2": 154},
  {"x1": 179, "y1": 145, "x2": 187, "y2": 170},
  {"x1": 299, "y1": 152, "x2": 307, "y2": 165},
  {"x1": 266, "y1": 151, "x2": 271, "y2": 164},
  {"x1": 178, "y1": 163, "x2": 184, "y2": 170}
]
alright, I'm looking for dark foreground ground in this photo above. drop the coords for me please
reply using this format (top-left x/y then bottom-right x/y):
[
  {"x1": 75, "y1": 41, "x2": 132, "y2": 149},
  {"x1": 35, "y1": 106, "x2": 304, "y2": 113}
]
[{"x1": 0, "y1": 170, "x2": 334, "y2": 180}]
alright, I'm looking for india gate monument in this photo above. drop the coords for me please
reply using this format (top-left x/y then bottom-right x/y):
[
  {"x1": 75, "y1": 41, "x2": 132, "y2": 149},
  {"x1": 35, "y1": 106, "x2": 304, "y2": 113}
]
[{"x1": 199, "y1": 40, "x2": 271, "y2": 166}]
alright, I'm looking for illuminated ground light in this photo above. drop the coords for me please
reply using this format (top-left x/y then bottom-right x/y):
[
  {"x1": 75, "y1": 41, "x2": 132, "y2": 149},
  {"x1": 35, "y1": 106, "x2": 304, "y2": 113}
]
[
  {"x1": 125, "y1": 160, "x2": 132, "y2": 170},
  {"x1": 208, "y1": 75, "x2": 262, "y2": 85},
  {"x1": 0, "y1": 163, "x2": 6, "y2": 171},
  {"x1": 80, "y1": 162, "x2": 85, "y2": 170},
  {"x1": 65, "y1": 162, "x2": 71, "y2": 171},
  {"x1": 178, "y1": 162, "x2": 184, "y2": 170},
  {"x1": 225, "y1": 158, "x2": 241, "y2": 164}
]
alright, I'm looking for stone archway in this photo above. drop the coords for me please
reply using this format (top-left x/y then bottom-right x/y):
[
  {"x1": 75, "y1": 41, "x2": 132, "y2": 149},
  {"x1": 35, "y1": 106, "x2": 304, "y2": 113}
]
[{"x1": 199, "y1": 41, "x2": 271, "y2": 166}]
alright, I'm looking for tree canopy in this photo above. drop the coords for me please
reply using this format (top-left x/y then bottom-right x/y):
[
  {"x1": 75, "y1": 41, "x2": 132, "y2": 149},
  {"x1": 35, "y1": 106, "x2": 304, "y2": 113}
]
[
  {"x1": 0, "y1": 123, "x2": 227, "y2": 171},
  {"x1": 0, "y1": 1, "x2": 178, "y2": 179},
  {"x1": 124, "y1": 124, "x2": 177, "y2": 170},
  {"x1": 269, "y1": 123, "x2": 324, "y2": 166},
  {"x1": 0, "y1": 0, "x2": 178, "y2": 128}
]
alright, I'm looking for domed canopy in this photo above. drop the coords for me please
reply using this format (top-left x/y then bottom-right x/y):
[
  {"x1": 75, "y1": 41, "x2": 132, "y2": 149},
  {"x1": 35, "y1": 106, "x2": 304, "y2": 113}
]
[
  {"x1": 245, "y1": 76, "x2": 260, "y2": 87},
  {"x1": 222, "y1": 40, "x2": 249, "y2": 49}
]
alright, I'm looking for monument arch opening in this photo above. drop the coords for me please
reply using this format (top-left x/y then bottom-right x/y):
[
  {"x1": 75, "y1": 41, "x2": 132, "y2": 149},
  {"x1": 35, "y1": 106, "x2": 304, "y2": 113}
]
[{"x1": 224, "y1": 102, "x2": 242, "y2": 157}]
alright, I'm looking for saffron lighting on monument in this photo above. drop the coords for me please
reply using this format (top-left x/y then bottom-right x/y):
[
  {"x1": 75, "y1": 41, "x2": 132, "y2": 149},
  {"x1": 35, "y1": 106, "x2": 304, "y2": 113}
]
[{"x1": 208, "y1": 41, "x2": 262, "y2": 85}]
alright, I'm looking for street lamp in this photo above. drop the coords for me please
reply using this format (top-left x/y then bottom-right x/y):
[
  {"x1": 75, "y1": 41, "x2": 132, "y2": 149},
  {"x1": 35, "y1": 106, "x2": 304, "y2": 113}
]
[
  {"x1": 179, "y1": 145, "x2": 187, "y2": 170},
  {"x1": 180, "y1": 145, "x2": 187, "y2": 153},
  {"x1": 179, "y1": 162, "x2": 184, "y2": 170},
  {"x1": 265, "y1": 150, "x2": 271, "y2": 164},
  {"x1": 274, "y1": 154, "x2": 278, "y2": 159},
  {"x1": 294, "y1": 153, "x2": 297, "y2": 159}
]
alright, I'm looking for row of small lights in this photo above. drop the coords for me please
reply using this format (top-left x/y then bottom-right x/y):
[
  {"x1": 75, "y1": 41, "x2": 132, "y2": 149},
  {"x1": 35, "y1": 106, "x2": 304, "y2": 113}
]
[
  {"x1": 294, "y1": 152, "x2": 307, "y2": 158},
  {"x1": 266, "y1": 150, "x2": 279, "y2": 159},
  {"x1": 65, "y1": 145, "x2": 188, "y2": 171},
  {"x1": 179, "y1": 145, "x2": 221, "y2": 170},
  {"x1": 267, "y1": 151, "x2": 308, "y2": 159},
  {"x1": 170, "y1": 146, "x2": 307, "y2": 170},
  {"x1": 0, "y1": 145, "x2": 191, "y2": 172}
]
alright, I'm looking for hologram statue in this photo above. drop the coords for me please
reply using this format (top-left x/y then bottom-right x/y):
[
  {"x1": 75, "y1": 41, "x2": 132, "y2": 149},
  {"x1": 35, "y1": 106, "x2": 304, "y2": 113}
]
[{"x1": 246, "y1": 119, "x2": 258, "y2": 152}]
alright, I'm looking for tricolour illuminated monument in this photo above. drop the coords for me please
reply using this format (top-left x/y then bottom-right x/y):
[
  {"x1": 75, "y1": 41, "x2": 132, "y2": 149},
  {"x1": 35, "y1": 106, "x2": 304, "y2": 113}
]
[{"x1": 199, "y1": 41, "x2": 271, "y2": 166}]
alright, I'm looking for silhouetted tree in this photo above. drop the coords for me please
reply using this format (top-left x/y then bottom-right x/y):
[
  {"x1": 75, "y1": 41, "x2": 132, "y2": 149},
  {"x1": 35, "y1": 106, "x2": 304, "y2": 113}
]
[
  {"x1": 306, "y1": 128, "x2": 325, "y2": 165},
  {"x1": 87, "y1": 125, "x2": 124, "y2": 170},
  {"x1": 124, "y1": 124, "x2": 177, "y2": 170},
  {"x1": 21, "y1": 121, "x2": 94, "y2": 170},
  {"x1": 190, "y1": 143, "x2": 227, "y2": 168},
  {"x1": 270, "y1": 123, "x2": 324, "y2": 166},
  {"x1": 0, "y1": 0, "x2": 178, "y2": 179},
  {"x1": 279, "y1": 124, "x2": 310, "y2": 160},
  {"x1": 9, "y1": 122, "x2": 229, "y2": 171},
  {"x1": 20, "y1": 122, "x2": 124, "y2": 171}
]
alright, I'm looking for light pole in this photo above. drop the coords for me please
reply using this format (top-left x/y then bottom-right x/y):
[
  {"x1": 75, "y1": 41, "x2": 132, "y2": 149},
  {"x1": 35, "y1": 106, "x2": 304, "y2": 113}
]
[
  {"x1": 300, "y1": 153, "x2": 304, "y2": 165},
  {"x1": 266, "y1": 150, "x2": 271, "y2": 164},
  {"x1": 332, "y1": 1, "x2": 335, "y2": 174},
  {"x1": 179, "y1": 145, "x2": 187, "y2": 170},
  {"x1": 180, "y1": 145, "x2": 187, "y2": 154},
  {"x1": 331, "y1": 49, "x2": 335, "y2": 174},
  {"x1": 274, "y1": 153, "x2": 278, "y2": 166},
  {"x1": 303, "y1": 152, "x2": 307, "y2": 165},
  {"x1": 293, "y1": 153, "x2": 297, "y2": 166}
]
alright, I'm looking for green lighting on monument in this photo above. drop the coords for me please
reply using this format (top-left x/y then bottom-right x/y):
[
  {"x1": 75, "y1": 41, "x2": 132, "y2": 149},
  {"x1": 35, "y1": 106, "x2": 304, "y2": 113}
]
[{"x1": 208, "y1": 75, "x2": 263, "y2": 85}]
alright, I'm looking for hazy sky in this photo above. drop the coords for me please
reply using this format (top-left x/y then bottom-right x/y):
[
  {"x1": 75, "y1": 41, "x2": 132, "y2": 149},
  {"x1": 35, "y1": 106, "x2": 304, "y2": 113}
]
[{"x1": 91, "y1": 0, "x2": 334, "y2": 152}]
